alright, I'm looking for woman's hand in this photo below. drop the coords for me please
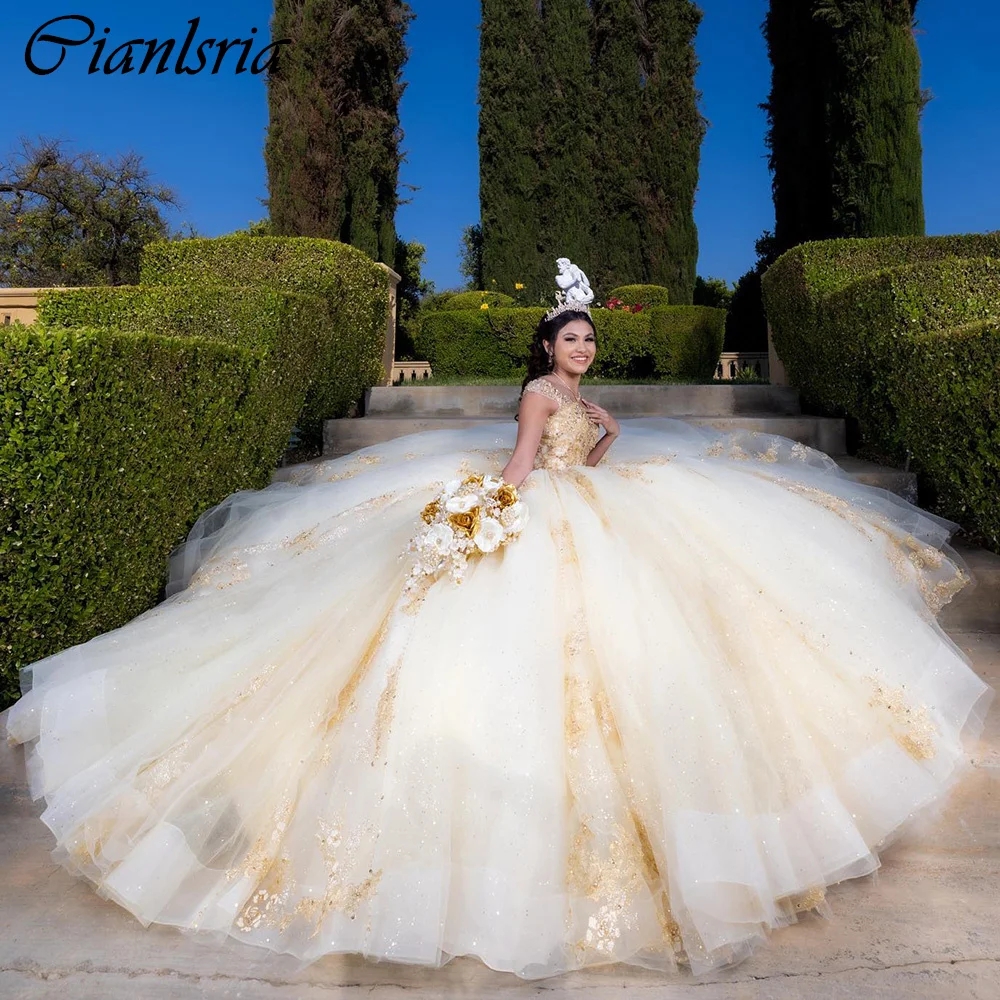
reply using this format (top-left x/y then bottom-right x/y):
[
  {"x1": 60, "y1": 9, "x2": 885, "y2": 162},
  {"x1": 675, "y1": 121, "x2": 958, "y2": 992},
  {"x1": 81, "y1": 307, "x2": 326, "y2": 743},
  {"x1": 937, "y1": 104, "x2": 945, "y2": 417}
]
[{"x1": 581, "y1": 399, "x2": 620, "y2": 438}]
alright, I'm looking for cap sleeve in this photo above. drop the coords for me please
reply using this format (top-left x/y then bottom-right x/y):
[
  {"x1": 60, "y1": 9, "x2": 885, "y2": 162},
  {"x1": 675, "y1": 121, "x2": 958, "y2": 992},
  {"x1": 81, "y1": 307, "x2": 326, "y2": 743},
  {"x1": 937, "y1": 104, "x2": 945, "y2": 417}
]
[{"x1": 523, "y1": 378, "x2": 564, "y2": 407}]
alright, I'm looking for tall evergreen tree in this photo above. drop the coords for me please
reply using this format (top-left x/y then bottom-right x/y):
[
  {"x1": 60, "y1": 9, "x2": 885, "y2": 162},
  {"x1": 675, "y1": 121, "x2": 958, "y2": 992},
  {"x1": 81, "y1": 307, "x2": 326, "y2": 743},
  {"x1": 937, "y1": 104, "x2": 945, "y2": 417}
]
[
  {"x1": 636, "y1": 1, "x2": 706, "y2": 305},
  {"x1": 762, "y1": 0, "x2": 925, "y2": 257},
  {"x1": 822, "y1": 0, "x2": 926, "y2": 238},
  {"x1": 479, "y1": 0, "x2": 546, "y2": 298},
  {"x1": 589, "y1": 0, "x2": 645, "y2": 295},
  {"x1": 536, "y1": 0, "x2": 597, "y2": 288},
  {"x1": 265, "y1": 1, "x2": 413, "y2": 263}
]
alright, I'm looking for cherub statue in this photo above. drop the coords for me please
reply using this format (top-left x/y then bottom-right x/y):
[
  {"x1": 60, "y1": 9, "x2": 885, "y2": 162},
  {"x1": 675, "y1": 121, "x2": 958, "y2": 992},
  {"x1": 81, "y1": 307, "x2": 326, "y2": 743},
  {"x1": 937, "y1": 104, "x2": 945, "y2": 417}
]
[{"x1": 554, "y1": 258, "x2": 595, "y2": 307}]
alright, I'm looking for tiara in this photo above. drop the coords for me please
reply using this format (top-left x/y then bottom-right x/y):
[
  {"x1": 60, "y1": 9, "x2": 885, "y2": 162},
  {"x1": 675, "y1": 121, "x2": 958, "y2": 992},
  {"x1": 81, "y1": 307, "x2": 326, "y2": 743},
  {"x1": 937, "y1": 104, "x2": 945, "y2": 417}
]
[
  {"x1": 544, "y1": 296, "x2": 592, "y2": 323},
  {"x1": 544, "y1": 258, "x2": 595, "y2": 322}
]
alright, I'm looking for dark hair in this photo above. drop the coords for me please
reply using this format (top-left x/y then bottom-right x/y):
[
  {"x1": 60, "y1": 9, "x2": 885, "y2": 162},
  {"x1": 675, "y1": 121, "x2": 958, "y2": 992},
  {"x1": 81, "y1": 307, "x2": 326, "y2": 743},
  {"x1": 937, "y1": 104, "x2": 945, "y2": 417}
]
[{"x1": 519, "y1": 309, "x2": 598, "y2": 398}]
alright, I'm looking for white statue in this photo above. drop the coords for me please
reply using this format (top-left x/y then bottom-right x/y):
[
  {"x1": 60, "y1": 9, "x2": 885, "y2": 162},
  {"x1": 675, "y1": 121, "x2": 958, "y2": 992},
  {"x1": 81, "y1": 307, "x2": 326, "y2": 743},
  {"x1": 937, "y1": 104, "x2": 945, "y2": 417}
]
[{"x1": 555, "y1": 258, "x2": 594, "y2": 306}]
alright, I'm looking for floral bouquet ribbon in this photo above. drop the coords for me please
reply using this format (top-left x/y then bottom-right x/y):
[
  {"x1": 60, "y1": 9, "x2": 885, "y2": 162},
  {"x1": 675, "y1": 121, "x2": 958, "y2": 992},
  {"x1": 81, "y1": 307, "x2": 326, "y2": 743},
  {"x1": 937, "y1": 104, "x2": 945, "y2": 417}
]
[{"x1": 404, "y1": 473, "x2": 528, "y2": 595}]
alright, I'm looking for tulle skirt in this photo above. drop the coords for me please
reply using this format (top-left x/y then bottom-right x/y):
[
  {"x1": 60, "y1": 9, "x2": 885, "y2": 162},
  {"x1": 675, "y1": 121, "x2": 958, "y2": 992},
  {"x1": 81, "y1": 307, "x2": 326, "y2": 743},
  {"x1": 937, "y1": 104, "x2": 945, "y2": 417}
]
[{"x1": 4, "y1": 419, "x2": 993, "y2": 978}]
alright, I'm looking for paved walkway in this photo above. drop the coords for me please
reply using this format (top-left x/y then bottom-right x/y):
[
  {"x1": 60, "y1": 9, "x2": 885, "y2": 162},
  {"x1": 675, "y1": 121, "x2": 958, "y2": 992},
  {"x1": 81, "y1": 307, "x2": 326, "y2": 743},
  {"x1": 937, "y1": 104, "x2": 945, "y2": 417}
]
[{"x1": 1, "y1": 630, "x2": 997, "y2": 999}]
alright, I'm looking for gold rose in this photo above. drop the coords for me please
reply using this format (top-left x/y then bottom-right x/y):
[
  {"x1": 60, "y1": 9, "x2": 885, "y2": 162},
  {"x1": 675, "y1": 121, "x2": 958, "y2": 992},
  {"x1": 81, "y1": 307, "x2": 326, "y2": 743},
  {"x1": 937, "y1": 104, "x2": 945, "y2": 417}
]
[
  {"x1": 494, "y1": 484, "x2": 519, "y2": 509},
  {"x1": 463, "y1": 474, "x2": 485, "y2": 487},
  {"x1": 421, "y1": 500, "x2": 441, "y2": 524},
  {"x1": 448, "y1": 508, "x2": 481, "y2": 537}
]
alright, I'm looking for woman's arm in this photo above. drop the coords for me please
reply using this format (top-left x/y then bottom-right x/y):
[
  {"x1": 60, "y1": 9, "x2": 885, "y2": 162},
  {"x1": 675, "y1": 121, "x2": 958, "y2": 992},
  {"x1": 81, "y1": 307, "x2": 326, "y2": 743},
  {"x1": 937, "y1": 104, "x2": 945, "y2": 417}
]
[
  {"x1": 500, "y1": 393, "x2": 555, "y2": 488},
  {"x1": 586, "y1": 432, "x2": 618, "y2": 467}
]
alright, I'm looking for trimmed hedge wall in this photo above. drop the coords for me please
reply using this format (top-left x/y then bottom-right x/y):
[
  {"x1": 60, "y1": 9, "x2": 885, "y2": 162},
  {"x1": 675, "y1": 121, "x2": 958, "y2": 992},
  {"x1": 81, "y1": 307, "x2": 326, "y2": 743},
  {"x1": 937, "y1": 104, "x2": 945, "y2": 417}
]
[
  {"x1": 607, "y1": 284, "x2": 671, "y2": 308},
  {"x1": 414, "y1": 305, "x2": 724, "y2": 382},
  {"x1": 141, "y1": 236, "x2": 389, "y2": 438},
  {"x1": 1, "y1": 323, "x2": 277, "y2": 705},
  {"x1": 762, "y1": 235, "x2": 1000, "y2": 549},
  {"x1": 35, "y1": 284, "x2": 324, "y2": 470}
]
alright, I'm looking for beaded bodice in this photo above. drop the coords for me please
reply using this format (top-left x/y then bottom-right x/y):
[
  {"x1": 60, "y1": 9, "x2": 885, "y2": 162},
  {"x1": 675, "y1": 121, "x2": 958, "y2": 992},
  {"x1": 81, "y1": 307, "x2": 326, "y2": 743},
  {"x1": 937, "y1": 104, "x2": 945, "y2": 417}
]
[{"x1": 523, "y1": 377, "x2": 601, "y2": 471}]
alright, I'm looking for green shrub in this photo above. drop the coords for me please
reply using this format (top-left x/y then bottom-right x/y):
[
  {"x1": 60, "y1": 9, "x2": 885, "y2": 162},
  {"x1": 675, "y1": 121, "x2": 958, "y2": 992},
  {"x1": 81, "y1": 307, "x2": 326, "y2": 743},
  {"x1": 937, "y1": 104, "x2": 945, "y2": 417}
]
[
  {"x1": 762, "y1": 234, "x2": 1000, "y2": 548},
  {"x1": 415, "y1": 305, "x2": 725, "y2": 382},
  {"x1": 141, "y1": 236, "x2": 389, "y2": 439},
  {"x1": 35, "y1": 284, "x2": 324, "y2": 469},
  {"x1": 607, "y1": 284, "x2": 671, "y2": 308},
  {"x1": 894, "y1": 321, "x2": 1000, "y2": 549},
  {"x1": 647, "y1": 306, "x2": 727, "y2": 381},
  {"x1": 0, "y1": 323, "x2": 278, "y2": 705},
  {"x1": 438, "y1": 290, "x2": 516, "y2": 310}
]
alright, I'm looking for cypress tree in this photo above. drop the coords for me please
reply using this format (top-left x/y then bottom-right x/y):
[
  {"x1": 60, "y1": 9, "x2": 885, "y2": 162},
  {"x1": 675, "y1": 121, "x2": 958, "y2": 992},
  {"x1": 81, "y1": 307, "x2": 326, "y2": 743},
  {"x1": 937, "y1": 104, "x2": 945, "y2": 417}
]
[
  {"x1": 762, "y1": 0, "x2": 925, "y2": 256},
  {"x1": 822, "y1": 0, "x2": 925, "y2": 238},
  {"x1": 589, "y1": 0, "x2": 644, "y2": 295},
  {"x1": 636, "y1": 1, "x2": 706, "y2": 305},
  {"x1": 761, "y1": 0, "x2": 837, "y2": 253},
  {"x1": 265, "y1": 1, "x2": 413, "y2": 263},
  {"x1": 479, "y1": 0, "x2": 546, "y2": 298},
  {"x1": 536, "y1": 0, "x2": 597, "y2": 291}
]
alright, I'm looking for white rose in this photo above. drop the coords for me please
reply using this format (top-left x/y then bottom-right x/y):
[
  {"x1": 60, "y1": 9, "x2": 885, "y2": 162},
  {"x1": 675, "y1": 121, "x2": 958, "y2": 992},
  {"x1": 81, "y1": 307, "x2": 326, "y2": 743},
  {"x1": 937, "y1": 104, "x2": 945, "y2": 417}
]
[
  {"x1": 445, "y1": 493, "x2": 480, "y2": 514},
  {"x1": 500, "y1": 502, "x2": 528, "y2": 533},
  {"x1": 425, "y1": 522, "x2": 455, "y2": 555},
  {"x1": 473, "y1": 517, "x2": 505, "y2": 553},
  {"x1": 483, "y1": 475, "x2": 504, "y2": 491},
  {"x1": 443, "y1": 478, "x2": 463, "y2": 498}
]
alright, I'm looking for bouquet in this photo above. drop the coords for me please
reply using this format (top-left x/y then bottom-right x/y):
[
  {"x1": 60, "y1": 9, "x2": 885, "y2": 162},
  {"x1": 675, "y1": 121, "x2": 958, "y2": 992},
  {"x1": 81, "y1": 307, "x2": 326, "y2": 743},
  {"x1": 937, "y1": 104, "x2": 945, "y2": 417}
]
[{"x1": 404, "y1": 474, "x2": 528, "y2": 593}]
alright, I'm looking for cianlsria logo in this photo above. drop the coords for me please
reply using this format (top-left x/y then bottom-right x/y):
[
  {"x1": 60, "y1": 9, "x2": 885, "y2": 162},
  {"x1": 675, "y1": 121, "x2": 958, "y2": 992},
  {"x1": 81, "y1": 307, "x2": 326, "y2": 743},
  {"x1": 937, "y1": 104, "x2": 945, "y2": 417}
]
[{"x1": 25, "y1": 15, "x2": 293, "y2": 77}]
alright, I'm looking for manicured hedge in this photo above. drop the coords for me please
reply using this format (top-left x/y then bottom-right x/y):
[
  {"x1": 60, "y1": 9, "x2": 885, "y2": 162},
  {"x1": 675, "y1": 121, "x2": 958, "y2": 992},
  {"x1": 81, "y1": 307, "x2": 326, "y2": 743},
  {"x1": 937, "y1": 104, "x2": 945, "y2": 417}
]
[
  {"x1": 414, "y1": 305, "x2": 724, "y2": 382},
  {"x1": 762, "y1": 234, "x2": 1000, "y2": 548},
  {"x1": 0, "y1": 323, "x2": 273, "y2": 705},
  {"x1": 607, "y1": 284, "x2": 671, "y2": 307},
  {"x1": 35, "y1": 284, "x2": 324, "y2": 470},
  {"x1": 142, "y1": 236, "x2": 389, "y2": 438}
]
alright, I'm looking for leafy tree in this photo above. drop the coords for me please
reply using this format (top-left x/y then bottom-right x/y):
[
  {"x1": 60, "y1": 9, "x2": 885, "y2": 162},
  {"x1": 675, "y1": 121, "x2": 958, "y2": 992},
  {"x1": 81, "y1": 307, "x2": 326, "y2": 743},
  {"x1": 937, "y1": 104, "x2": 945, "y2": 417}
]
[
  {"x1": 0, "y1": 137, "x2": 179, "y2": 287},
  {"x1": 459, "y1": 223, "x2": 484, "y2": 291},
  {"x1": 393, "y1": 237, "x2": 434, "y2": 360},
  {"x1": 694, "y1": 275, "x2": 733, "y2": 310},
  {"x1": 265, "y1": 1, "x2": 414, "y2": 264}
]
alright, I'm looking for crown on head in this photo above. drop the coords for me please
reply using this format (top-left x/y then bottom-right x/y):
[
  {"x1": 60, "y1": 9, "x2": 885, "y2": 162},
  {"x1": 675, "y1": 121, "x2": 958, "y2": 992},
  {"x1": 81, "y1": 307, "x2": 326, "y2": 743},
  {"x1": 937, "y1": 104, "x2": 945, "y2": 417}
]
[
  {"x1": 544, "y1": 295, "x2": 592, "y2": 324},
  {"x1": 544, "y1": 257, "x2": 595, "y2": 323}
]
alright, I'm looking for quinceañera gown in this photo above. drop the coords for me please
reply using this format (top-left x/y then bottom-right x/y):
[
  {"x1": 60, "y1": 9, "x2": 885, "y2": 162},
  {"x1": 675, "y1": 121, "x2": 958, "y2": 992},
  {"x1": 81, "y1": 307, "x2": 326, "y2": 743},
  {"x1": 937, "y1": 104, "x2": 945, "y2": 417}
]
[{"x1": 4, "y1": 376, "x2": 993, "y2": 979}]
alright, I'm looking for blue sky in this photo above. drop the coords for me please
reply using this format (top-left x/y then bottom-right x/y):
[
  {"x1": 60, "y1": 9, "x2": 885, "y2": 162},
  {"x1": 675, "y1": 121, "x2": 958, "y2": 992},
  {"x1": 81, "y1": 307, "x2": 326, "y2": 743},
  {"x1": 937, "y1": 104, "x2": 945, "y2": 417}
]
[{"x1": 4, "y1": 2, "x2": 999, "y2": 292}]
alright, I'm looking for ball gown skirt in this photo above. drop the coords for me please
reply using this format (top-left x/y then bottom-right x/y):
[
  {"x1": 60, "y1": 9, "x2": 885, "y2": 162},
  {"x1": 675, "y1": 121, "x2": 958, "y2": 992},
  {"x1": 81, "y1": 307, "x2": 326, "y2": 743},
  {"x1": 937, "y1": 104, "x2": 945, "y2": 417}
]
[{"x1": 3, "y1": 389, "x2": 993, "y2": 979}]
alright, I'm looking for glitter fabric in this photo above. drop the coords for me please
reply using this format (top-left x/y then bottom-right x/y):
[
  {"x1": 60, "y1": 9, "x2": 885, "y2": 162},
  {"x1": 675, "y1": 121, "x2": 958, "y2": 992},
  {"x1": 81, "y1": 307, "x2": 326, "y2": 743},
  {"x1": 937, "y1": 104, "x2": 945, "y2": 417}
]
[{"x1": 4, "y1": 413, "x2": 992, "y2": 979}]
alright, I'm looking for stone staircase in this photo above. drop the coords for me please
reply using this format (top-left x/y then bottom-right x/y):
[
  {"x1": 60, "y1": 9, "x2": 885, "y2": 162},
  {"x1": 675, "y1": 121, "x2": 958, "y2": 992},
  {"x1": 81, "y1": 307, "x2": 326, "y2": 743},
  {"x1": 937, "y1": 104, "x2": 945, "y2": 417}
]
[{"x1": 321, "y1": 384, "x2": 918, "y2": 501}]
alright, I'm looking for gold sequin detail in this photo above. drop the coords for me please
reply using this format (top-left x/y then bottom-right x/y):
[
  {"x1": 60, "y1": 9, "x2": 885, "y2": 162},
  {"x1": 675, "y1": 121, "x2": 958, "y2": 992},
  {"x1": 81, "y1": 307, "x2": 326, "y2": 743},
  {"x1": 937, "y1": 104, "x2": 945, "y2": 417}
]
[
  {"x1": 524, "y1": 378, "x2": 600, "y2": 471},
  {"x1": 790, "y1": 886, "x2": 826, "y2": 912},
  {"x1": 568, "y1": 822, "x2": 646, "y2": 957},
  {"x1": 226, "y1": 795, "x2": 295, "y2": 884},
  {"x1": 294, "y1": 819, "x2": 383, "y2": 935},
  {"x1": 565, "y1": 468, "x2": 612, "y2": 529},
  {"x1": 189, "y1": 556, "x2": 251, "y2": 590},
  {"x1": 371, "y1": 659, "x2": 402, "y2": 763},
  {"x1": 324, "y1": 606, "x2": 395, "y2": 733},
  {"x1": 135, "y1": 740, "x2": 191, "y2": 797},
  {"x1": 868, "y1": 679, "x2": 937, "y2": 760},
  {"x1": 611, "y1": 463, "x2": 652, "y2": 483},
  {"x1": 235, "y1": 856, "x2": 293, "y2": 932}
]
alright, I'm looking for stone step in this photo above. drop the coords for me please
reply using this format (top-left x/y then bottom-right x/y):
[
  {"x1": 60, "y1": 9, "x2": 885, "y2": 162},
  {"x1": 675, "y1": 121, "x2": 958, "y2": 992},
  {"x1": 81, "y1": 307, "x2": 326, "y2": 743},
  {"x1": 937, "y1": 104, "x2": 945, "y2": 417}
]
[
  {"x1": 942, "y1": 545, "x2": 1000, "y2": 634},
  {"x1": 366, "y1": 383, "x2": 804, "y2": 419},
  {"x1": 323, "y1": 414, "x2": 848, "y2": 460},
  {"x1": 835, "y1": 457, "x2": 918, "y2": 504}
]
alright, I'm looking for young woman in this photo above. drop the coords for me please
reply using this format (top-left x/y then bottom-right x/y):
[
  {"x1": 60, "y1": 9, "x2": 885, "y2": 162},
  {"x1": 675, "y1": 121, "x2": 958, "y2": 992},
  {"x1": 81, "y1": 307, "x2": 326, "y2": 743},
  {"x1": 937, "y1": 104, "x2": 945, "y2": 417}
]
[{"x1": 5, "y1": 297, "x2": 991, "y2": 979}]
